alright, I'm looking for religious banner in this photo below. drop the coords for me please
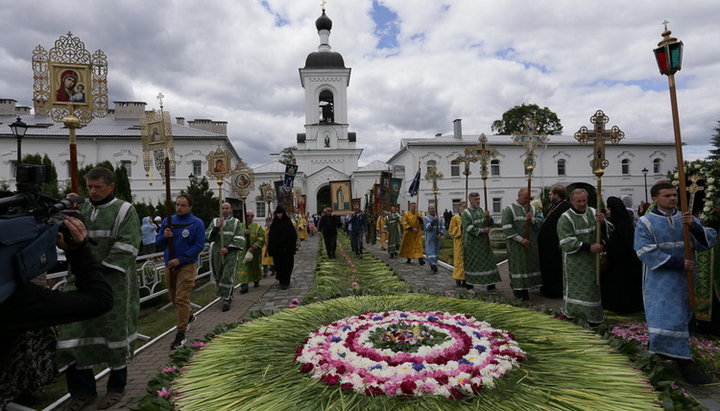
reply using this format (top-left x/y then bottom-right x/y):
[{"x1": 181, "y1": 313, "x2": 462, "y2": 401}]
[
  {"x1": 408, "y1": 169, "x2": 421, "y2": 197},
  {"x1": 297, "y1": 194, "x2": 307, "y2": 215},
  {"x1": 207, "y1": 148, "x2": 231, "y2": 179},
  {"x1": 283, "y1": 164, "x2": 299, "y2": 191},
  {"x1": 373, "y1": 183, "x2": 383, "y2": 214},
  {"x1": 380, "y1": 171, "x2": 391, "y2": 207},
  {"x1": 388, "y1": 177, "x2": 402, "y2": 207},
  {"x1": 260, "y1": 182, "x2": 275, "y2": 203},
  {"x1": 274, "y1": 180, "x2": 294, "y2": 213},
  {"x1": 329, "y1": 180, "x2": 352, "y2": 215}
]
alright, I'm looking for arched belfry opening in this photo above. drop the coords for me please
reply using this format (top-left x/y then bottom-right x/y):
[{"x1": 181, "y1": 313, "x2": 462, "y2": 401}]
[{"x1": 319, "y1": 90, "x2": 334, "y2": 123}]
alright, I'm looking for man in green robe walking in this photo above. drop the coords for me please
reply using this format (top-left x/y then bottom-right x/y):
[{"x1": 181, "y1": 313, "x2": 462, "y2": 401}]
[
  {"x1": 557, "y1": 188, "x2": 613, "y2": 325},
  {"x1": 56, "y1": 167, "x2": 141, "y2": 410},
  {"x1": 237, "y1": 209, "x2": 265, "y2": 294},
  {"x1": 385, "y1": 206, "x2": 402, "y2": 258},
  {"x1": 502, "y1": 188, "x2": 543, "y2": 302},
  {"x1": 206, "y1": 202, "x2": 245, "y2": 311},
  {"x1": 462, "y1": 192, "x2": 500, "y2": 290}
]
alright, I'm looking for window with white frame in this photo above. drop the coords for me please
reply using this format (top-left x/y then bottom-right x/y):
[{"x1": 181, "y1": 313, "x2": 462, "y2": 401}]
[
  {"x1": 452, "y1": 198, "x2": 461, "y2": 214},
  {"x1": 492, "y1": 197, "x2": 502, "y2": 213},
  {"x1": 621, "y1": 159, "x2": 630, "y2": 175},
  {"x1": 450, "y1": 160, "x2": 460, "y2": 177},
  {"x1": 256, "y1": 201, "x2": 266, "y2": 218},
  {"x1": 120, "y1": 160, "x2": 132, "y2": 177},
  {"x1": 653, "y1": 158, "x2": 661, "y2": 174},
  {"x1": 426, "y1": 159, "x2": 437, "y2": 174},
  {"x1": 192, "y1": 160, "x2": 202, "y2": 177},
  {"x1": 490, "y1": 159, "x2": 500, "y2": 176},
  {"x1": 557, "y1": 159, "x2": 566, "y2": 176}
]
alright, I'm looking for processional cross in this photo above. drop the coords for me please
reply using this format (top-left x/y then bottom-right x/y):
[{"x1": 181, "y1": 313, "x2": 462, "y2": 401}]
[
  {"x1": 475, "y1": 133, "x2": 498, "y2": 213},
  {"x1": 574, "y1": 109, "x2": 624, "y2": 284},
  {"x1": 424, "y1": 165, "x2": 443, "y2": 211},
  {"x1": 512, "y1": 119, "x2": 549, "y2": 242},
  {"x1": 454, "y1": 148, "x2": 478, "y2": 202}
]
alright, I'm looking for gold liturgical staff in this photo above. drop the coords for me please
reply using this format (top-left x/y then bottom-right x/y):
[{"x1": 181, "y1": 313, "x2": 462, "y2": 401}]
[
  {"x1": 32, "y1": 32, "x2": 109, "y2": 193},
  {"x1": 511, "y1": 119, "x2": 548, "y2": 245},
  {"x1": 424, "y1": 164, "x2": 443, "y2": 210},
  {"x1": 574, "y1": 109, "x2": 624, "y2": 284},
  {"x1": 474, "y1": 133, "x2": 498, "y2": 218}
]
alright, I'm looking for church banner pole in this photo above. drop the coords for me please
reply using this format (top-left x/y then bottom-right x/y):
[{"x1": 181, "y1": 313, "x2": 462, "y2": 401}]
[
  {"x1": 512, "y1": 120, "x2": 548, "y2": 247},
  {"x1": 574, "y1": 110, "x2": 624, "y2": 285}
]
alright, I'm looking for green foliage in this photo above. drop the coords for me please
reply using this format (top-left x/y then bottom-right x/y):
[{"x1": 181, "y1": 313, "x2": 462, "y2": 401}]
[
  {"x1": 76, "y1": 160, "x2": 132, "y2": 201},
  {"x1": 279, "y1": 146, "x2": 297, "y2": 165},
  {"x1": 708, "y1": 121, "x2": 720, "y2": 161},
  {"x1": 21, "y1": 153, "x2": 60, "y2": 198},
  {"x1": 491, "y1": 103, "x2": 563, "y2": 135},
  {"x1": 183, "y1": 176, "x2": 219, "y2": 227}
]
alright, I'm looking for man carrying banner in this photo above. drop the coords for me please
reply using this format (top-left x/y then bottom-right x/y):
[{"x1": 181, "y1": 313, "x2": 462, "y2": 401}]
[
  {"x1": 205, "y1": 202, "x2": 245, "y2": 311},
  {"x1": 237, "y1": 210, "x2": 265, "y2": 294}
]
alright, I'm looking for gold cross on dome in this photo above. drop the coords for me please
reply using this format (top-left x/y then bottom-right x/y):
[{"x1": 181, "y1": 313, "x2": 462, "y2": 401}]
[{"x1": 157, "y1": 92, "x2": 165, "y2": 108}]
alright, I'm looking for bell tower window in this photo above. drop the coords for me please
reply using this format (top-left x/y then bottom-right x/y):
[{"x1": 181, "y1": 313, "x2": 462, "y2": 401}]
[{"x1": 319, "y1": 90, "x2": 334, "y2": 123}]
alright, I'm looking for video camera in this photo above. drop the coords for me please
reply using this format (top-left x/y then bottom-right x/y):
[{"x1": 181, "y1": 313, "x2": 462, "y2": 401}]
[{"x1": 0, "y1": 163, "x2": 85, "y2": 303}]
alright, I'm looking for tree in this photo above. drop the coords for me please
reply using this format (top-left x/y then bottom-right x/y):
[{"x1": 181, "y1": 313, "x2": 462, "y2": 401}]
[
  {"x1": 279, "y1": 146, "x2": 297, "y2": 165},
  {"x1": 708, "y1": 121, "x2": 720, "y2": 161},
  {"x1": 491, "y1": 104, "x2": 563, "y2": 135},
  {"x1": 21, "y1": 153, "x2": 60, "y2": 198},
  {"x1": 183, "y1": 176, "x2": 219, "y2": 227}
]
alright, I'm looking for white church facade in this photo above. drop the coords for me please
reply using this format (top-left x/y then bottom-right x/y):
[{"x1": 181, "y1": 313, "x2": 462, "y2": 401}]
[{"x1": 247, "y1": 8, "x2": 675, "y2": 219}]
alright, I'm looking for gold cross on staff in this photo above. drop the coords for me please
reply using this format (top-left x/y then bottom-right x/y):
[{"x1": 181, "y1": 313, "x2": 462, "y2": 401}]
[
  {"x1": 511, "y1": 119, "x2": 549, "y2": 175},
  {"x1": 424, "y1": 164, "x2": 443, "y2": 194},
  {"x1": 454, "y1": 147, "x2": 478, "y2": 177},
  {"x1": 574, "y1": 109, "x2": 624, "y2": 177},
  {"x1": 475, "y1": 133, "x2": 498, "y2": 180},
  {"x1": 687, "y1": 174, "x2": 704, "y2": 212}
]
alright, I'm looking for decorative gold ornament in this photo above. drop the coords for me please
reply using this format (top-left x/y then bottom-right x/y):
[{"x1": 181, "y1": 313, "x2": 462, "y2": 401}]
[
  {"x1": 142, "y1": 93, "x2": 175, "y2": 179},
  {"x1": 32, "y1": 32, "x2": 108, "y2": 123},
  {"x1": 229, "y1": 157, "x2": 254, "y2": 200},
  {"x1": 574, "y1": 109, "x2": 624, "y2": 178},
  {"x1": 512, "y1": 119, "x2": 549, "y2": 176}
]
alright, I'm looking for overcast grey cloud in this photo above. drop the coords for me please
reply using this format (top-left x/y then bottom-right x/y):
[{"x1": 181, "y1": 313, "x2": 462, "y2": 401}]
[{"x1": 0, "y1": 0, "x2": 717, "y2": 166}]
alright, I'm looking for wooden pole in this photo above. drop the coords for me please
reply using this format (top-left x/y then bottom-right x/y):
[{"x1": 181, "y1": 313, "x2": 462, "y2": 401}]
[
  {"x1": 64, "y1": 106, "x2": 81, "y2": 193},
  {"x1": 595, "y1": 174, "x2": 602, "y2": 285},
  {"x1": 668, "y1": 73, "x2": 695, "y2": 311},
  {"x1": 164, "y1": 157, "x2": 174, "y2": 266},
  {"x1": 218, "y1": 178, "x2": 224, "y2": 264},
  {"x1": 524, "y1": 171, "x2": 532, "y2": 244}
]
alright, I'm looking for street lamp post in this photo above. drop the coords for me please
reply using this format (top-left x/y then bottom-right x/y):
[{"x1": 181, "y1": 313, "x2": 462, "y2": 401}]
[
  {"x1": 9, "y1": 116, "x2": 28, "y2": 165},
  {"x1": 653, "y1": 21, "x2": 695, "y2": 310},
  {"x1": 641, "y1": 167, "x2": 649, "y2": 203}
]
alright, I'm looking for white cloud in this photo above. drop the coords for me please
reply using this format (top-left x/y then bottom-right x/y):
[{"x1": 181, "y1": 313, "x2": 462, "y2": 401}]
[{"x1": 0, "y1": 0, "x2": 717, "y2": 167}]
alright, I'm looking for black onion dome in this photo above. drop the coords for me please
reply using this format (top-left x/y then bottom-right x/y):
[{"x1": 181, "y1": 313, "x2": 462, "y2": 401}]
[
  {"x1": 304, "y1": 51, "x2": 345, "y2": 68},
  {"x1": 315, "y1": 10, "x2": 332, "y2": 31}
]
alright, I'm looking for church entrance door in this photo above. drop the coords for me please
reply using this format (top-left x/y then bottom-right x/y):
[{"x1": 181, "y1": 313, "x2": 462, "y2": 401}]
[{"x1": 317, "y1": 185, "x2": 330, "y2": 213}]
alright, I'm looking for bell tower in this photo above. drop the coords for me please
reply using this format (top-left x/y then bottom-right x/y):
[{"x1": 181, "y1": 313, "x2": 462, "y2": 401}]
[{"x1": 298, "y1": 7, "x2": 353, "y2": 151}]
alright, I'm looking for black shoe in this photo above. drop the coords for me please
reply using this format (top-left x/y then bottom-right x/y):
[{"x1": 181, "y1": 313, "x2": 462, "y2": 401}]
[
  {"x1": 419, "y1": 258, "x2": 426, "y2": 265},
  {"x1": 222, "y1": 299, "x2": 231, "y2": 312},
  {"x1": 677, "y1": 359, "x2": 713, "y2": 385},
  {"x1": 487, "y1": 284, "x2": 496, "y2": 291},
  {"x1": 456, "y1": 280, "x2": 464, "y2": 287},
  {"x1": 170, "y1": 332, "x2": 186, "y2": 349},
  {"x1": 463, "y1": 281, "x2": 474, "y2": 290},
  {"x1": 430, "y1": 264, "x2": 438, "y2": 273},
  {"x1": 253, "y1": 281, "x2": 260, "y2": 288},
  {"x1": 187, "y1": 313, "x2": 197, "y2": 331},
  {"x1": 406, "y1": 258, "x2": 412, "y2": 264},
  {"x1": 61, "y1": 393, "x2": 98, "y2": 411}
]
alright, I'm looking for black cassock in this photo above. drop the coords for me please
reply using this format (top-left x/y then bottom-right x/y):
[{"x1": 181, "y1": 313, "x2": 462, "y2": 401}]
[{"x1": 538, "y1": 200, "x2": 571, "y2": 298}]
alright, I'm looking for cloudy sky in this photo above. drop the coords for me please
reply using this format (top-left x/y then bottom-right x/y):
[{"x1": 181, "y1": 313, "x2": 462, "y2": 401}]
[{"x1": 1, "y1": 0, "x2": 718, "y2": 167}]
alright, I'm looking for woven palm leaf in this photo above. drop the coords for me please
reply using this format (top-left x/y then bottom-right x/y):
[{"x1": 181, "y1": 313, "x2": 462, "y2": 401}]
[{"x1": 174, "y1": 295, "x2": 658, "y2": 410}]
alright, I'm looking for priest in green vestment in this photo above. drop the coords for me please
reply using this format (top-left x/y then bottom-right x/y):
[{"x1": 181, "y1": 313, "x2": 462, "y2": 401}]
[
  {"x1": 206, "y1": 202, "x2": 245, "y2": 311},
  {"x1": 462, "y1": 192, "x2": 500, "y2": 290},
  {"x1": 237, "y1": 209, "x2": 265, "y2": 294},
  {"x1": 502, "y1": 188, "x2": 543, "y2": 302}
]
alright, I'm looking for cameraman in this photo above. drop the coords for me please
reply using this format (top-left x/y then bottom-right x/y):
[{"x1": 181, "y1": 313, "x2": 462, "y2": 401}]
[{"x1": 0, "y1": 216, "x2": 113, "y2": 406}]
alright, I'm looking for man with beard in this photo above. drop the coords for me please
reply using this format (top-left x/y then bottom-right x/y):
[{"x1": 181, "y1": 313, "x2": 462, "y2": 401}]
[
  {"x1": 538, "y1": 185, "x2": 570, "y2": 298},
  {"x1": 502, "y1": 188, "x2": 543, "y2": 302},
  {"x1": 557, "y1": 188, "x2": 612, "y2": 325},
  {"x1": 205, "y1": 202, "x2": 245, "y2": 311},
  {"x1": 399, "y1": 202, "x2": 425, "y2": 265}
]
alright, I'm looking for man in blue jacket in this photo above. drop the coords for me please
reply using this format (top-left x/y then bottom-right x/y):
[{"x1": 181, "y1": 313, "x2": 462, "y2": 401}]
[{"x1": 156, "y1": 193, "x2": 206, "y2": 349}]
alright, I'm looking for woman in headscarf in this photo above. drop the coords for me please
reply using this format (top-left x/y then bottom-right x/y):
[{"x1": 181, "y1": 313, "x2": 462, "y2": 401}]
[
  {"x1": 602, "y1": 196, "x2": 644, "y2": 313},
  {"x1": 267, "y1": 205, "x2": 298, "y2": 290}
]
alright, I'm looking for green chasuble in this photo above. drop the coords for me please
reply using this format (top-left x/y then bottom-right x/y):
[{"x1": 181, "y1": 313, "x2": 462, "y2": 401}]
[
  {"x1": 206, "y1": 217, "x2": 245, "y2": 299},
  {"x1": 56, "y1": 199, "x2": 141, "y2": 371},
  {"x1": 385, "y1": 212, "x2": 402, "y2": 255},
  {"x1": 462, "y1": 206, "x2": 500, "y2": 285},
  {"x1": 237, "y1": 222, "x2": 265, "y2": 283},
  {"x1": 502, "y1": 202, "x2": 543, "y2": 290},
  {"x1": 557, "y1": 207, "x2": 614, "y2": 323}
]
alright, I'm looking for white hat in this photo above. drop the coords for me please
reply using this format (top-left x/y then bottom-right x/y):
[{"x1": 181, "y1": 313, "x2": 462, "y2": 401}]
[{"x1": 154, "y1": 216, "x2": 162, "y2": 222}]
